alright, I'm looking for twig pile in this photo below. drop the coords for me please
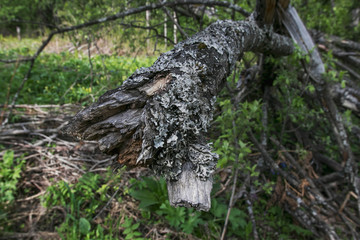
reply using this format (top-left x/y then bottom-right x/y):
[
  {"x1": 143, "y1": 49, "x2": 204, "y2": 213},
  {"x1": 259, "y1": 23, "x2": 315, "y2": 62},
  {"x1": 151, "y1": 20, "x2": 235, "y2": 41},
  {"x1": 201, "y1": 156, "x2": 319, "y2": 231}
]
[
  {"x1": 0, "y1": 105, "x2": 115, "y2": 239},
  {"x1": 246, "y1": 28, "x2": 360, "y2": 238}
]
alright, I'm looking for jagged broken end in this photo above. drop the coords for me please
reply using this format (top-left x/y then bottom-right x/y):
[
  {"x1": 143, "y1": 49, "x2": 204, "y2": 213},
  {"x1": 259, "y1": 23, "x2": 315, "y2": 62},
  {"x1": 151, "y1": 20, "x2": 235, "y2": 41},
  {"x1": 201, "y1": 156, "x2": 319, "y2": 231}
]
[{"x1": 167, "y1": 162, "x2": 213, "y2": 211}]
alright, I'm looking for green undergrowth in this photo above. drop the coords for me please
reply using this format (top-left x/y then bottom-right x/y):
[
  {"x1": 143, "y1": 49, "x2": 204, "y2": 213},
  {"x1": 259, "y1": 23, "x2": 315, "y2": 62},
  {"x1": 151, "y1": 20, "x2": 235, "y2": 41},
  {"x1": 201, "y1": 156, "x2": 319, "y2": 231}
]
[
  {"x1": 292, "y1": 0, "x2": 359, "y2": 40},
  {"x1": 0, "y1": 150, "x2": 25, "y2": 232},
  {"x1": 41, "y1": 169, "x2": 125, "y2": 239},
  {"x1": 129, "y1": 176, "x2": 312, "y2": 239},
  {"x1": 0, "y1": 47, "x2": 158, "y2": 105},
  {"x1": 38, "y1": 171, "x2": 311, "y2": 239}
]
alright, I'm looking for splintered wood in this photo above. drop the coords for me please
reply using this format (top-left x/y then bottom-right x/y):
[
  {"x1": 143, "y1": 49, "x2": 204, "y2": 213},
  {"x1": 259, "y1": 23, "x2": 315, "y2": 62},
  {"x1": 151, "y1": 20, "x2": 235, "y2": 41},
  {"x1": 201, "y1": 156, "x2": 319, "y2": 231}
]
[{"x1": 139, "y1": 74, "x2": 172, "y2": 96}]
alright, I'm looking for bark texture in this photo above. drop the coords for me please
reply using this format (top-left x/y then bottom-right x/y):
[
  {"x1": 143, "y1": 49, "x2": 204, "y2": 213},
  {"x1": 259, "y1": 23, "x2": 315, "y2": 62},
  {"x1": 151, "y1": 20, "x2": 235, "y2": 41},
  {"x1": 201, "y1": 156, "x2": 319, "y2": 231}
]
[{"x1": 64, "y1": 19, "x2": 293, "y2": 210}]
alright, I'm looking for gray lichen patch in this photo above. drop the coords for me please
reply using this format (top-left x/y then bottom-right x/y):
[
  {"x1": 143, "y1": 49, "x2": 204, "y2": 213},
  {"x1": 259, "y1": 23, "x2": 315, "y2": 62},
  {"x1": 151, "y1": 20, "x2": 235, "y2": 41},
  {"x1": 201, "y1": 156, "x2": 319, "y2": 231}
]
[
  {"x1": 137, "y1": 68, "x2": 218, "y2": 181},
  {"x1": 131, "y1": 20, "x2": 293, "y2": 181},
  {"x1": 189, "y1": 143, "x2": 218, "y2": 180}
]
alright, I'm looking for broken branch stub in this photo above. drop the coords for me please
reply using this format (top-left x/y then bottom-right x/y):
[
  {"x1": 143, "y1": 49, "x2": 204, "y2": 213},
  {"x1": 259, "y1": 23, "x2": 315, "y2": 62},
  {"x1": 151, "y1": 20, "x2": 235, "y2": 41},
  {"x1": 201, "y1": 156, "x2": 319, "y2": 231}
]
[{"x1": 63, "y1": 20, "x2": 293, "y2": 211}]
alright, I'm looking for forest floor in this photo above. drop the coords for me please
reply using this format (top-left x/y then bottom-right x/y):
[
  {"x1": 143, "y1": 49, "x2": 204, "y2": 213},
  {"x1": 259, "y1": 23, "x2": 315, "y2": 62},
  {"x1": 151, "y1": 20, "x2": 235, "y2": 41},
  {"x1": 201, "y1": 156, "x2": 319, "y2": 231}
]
[
  {"x1": 0, "y1": 38, "x2": 205, "y2": 239},
  {"x1": 0, "y1": 105, "x2": 207, "y2": 240},
  {"x1": 1, "y1": 105, "x2": 109, "y2": 238}
]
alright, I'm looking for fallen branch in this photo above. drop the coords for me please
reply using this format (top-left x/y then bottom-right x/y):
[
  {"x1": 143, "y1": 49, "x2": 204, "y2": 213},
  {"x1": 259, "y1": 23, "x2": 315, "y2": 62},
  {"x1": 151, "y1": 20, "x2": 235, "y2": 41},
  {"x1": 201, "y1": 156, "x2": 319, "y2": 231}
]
[{"x1": 63, "y1": 17, "x2": 293, "y2": 210}]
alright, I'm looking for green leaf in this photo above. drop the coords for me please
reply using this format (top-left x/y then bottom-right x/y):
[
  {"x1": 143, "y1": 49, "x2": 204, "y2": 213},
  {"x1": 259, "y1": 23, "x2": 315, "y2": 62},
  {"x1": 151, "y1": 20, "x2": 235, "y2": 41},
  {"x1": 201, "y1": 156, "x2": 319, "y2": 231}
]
[
  {"x1": 245, "y1": 222, "x2": 253, "y2": 238},
  {"x1": 125, "y1": 233, "x2": 134, "y2": 239},
  {"x1": 79, "y1": 217, "x2": 91, "y2": 235},
  {"x1": 229, "y1": 208, "x2": 247, "y2": 229},
  {"x1": 130, "y1": 190, "x2": 159, "y2": 209},
  {"x1": 211, "y1": 199, "x2": 227, "y2": 218},
  {"x1": 123, "y1": 227, "x2": 132, "y2": 235},
  {"x1": 307, "y1": 84, "x2": 315, "y2": 93},
  {"x1": 132, "y1": 222, "x2": 140, "y2": 230},
  {"x1": 341, "y1": 80, "x2": 346, "y2": 88}
]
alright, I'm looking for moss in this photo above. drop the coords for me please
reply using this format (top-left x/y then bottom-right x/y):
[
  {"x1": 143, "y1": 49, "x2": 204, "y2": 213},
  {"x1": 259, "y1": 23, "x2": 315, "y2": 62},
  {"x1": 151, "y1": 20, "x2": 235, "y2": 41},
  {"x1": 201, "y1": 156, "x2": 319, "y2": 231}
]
[{"x1": 198, "y1": 42, "x2": 208, "y2": 50}]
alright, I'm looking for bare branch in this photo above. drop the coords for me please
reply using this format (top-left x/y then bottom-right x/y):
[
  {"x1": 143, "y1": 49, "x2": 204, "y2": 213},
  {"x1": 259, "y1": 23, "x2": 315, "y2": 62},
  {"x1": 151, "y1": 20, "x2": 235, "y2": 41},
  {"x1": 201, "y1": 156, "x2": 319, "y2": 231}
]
[{"x1": 220, "y1": 118, "x2": 242, "y2": 240}]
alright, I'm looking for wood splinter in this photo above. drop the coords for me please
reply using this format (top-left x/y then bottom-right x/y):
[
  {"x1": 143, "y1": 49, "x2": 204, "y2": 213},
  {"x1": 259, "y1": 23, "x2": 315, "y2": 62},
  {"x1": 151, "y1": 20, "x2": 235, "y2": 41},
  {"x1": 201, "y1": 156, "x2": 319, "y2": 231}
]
[{"x1": 167, "y1": 162, "x2": 212, "y2": 211}]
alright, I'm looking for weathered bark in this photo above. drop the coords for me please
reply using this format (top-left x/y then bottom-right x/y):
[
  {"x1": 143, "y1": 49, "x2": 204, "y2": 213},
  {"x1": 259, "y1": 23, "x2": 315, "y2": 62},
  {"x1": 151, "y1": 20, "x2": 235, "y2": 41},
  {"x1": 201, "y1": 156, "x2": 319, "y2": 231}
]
[
  {"x1": 64, "y1": 19, "x2": 293, "y2": 211},
  {"x1": 280, "y1": 5, "x2": 325, "y2": 81},
  {"x1": 167, "y1": 162, "x2": 213, "y2": 210}
]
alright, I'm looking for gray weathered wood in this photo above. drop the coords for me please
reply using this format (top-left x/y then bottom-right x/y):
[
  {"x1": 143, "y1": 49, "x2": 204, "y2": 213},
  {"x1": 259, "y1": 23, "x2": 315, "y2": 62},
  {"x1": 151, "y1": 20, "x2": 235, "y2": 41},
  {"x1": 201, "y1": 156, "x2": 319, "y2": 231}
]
[
  {"x1": 280, "y1": 5, "x2": 325, "y2": 80},
  {"x1": 64, "y1": 19, "x2": 293, "y2": 210},
  {"x1": 167, "y1": 162, "x2": 212, "y2": 211}
]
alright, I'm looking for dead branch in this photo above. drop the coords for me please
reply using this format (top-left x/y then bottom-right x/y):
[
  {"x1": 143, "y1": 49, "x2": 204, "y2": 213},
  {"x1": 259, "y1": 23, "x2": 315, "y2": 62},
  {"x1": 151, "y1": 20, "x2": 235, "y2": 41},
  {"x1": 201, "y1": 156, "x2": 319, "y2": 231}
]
[{"x1": 63, "y1": 16, "x2": 293, "y2": 211}]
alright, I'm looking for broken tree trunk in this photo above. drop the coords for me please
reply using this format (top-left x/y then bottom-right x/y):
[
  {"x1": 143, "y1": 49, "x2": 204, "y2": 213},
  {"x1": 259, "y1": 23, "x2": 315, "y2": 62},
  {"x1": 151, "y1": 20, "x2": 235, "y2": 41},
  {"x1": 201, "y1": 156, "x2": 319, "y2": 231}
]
[{"x1": 63, "y1": 19, "x2": 293, "y2": 211}]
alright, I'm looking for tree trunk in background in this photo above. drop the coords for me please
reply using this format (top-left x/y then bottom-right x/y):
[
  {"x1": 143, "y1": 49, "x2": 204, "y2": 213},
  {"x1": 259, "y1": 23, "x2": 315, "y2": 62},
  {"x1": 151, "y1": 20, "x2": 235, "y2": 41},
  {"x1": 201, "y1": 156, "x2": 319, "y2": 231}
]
[
  {"x1": 146, "y1": 1, "x2": 151, "y2": 48},
  {"x1": 164, "y1": 13, "x2": 167, "y2": 49},
  {"x1": 173, "y1": 11, "x2": 177, "y2": 44},
  {"x1": 16, "y1": 26, "x2": 21, "y2": 41}
]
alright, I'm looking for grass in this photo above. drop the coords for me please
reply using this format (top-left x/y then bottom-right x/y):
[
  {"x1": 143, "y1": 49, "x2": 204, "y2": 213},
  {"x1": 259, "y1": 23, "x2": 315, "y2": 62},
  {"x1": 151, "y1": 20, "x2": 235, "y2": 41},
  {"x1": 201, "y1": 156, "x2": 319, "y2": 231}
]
[{"x1": 0, "y1": 37, "x2": 159, "y2": 105}]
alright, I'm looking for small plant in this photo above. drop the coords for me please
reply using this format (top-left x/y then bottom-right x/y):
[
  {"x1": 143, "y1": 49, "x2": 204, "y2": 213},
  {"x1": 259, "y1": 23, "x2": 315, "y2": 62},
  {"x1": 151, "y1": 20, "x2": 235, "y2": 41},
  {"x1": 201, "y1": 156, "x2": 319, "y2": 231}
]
[
  {"x1": 0, "y1": 150, "x2": 25, "y2": 231},
  {"x1": 41, "y1": 170, "x2": 123, "y2": 239},
  {"x1": 0, "y1": 150, "x2": 25, "y2": 205},
  {"x1": 129, "y1": 177, "x2": 168, "y2": 211},
  {"x1": 121, "y1": 217, "x2": 147, "y2": 240},
  {"x1": 130, "y1": 177, "x2": 204, "y2": 234},
  {"x1": 205, "y1": 198, "x2": 248, "y2": 238}
]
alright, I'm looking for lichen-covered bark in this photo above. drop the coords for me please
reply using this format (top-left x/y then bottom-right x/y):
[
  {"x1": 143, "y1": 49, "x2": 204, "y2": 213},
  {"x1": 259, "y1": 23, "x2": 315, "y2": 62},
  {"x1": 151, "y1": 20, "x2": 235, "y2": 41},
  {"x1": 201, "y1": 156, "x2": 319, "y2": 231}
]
[{"x1": 64, "y1": 19, "x2": 293, "y2": 210}]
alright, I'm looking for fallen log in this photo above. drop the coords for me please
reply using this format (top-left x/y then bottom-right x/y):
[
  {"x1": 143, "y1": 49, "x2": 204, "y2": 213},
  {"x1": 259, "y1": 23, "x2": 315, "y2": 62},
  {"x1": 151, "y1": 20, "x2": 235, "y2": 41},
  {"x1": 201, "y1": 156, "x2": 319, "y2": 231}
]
[{"x1": 63, "y1": 19, "x2": 293, "y2": 211}]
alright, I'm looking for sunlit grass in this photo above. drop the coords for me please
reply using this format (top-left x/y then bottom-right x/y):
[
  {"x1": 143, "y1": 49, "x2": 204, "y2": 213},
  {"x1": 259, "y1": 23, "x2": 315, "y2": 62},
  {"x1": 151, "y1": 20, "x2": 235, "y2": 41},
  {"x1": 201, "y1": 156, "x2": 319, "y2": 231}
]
[{"x1": 0, "y1": 37, "x2": 160, "y2": 105}]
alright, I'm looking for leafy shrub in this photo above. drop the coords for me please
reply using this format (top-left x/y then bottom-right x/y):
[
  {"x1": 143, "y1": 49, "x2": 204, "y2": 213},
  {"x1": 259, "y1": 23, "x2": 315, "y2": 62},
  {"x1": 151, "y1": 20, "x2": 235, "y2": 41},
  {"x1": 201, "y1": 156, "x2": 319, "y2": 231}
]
[
  {"x1": 129, "y1": 176, "x2": 311, "y2": 239},
  {"x1": 293, "y1": 0, "x2": 359, "y2": 40},
  {"x1": 130, "y1": 177, "x2": 204, "y2": 234},
  {"x1": 41, "y1": 170, "x2": 122, "y2": 239},
  {"x1": 130, "y1": 177, "x2": 252, "y2": 238}
]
